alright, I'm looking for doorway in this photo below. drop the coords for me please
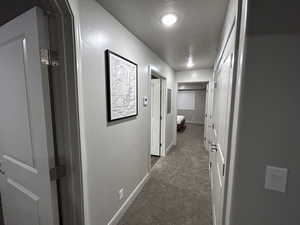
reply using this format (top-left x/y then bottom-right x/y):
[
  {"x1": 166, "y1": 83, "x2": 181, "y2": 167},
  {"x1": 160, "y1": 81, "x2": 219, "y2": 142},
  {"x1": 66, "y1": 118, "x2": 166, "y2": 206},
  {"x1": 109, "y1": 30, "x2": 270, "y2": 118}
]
[
  {"x1": 150, "y1": 68, "x2": 167, "y2": 168},
  {"x1": 176, "y1": 82, "x2": 208, "y2": 135},
  {"x1": 0, "y1": 1, "x2": 83, "y2": 225}
]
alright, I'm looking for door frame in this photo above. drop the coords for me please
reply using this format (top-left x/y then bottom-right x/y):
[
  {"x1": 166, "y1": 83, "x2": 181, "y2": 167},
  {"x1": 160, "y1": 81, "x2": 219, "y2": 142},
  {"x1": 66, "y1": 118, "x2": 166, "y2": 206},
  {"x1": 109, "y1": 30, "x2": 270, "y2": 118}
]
[
  {"x1": 175, "y1": 81, "x2": 208, "y2": 128},
  {"x1": 46, "y1": 0, "x2": 85, "y2": 225},
  {"x1": 148, "y1": 67, "x2": 167, "y2": 169}
]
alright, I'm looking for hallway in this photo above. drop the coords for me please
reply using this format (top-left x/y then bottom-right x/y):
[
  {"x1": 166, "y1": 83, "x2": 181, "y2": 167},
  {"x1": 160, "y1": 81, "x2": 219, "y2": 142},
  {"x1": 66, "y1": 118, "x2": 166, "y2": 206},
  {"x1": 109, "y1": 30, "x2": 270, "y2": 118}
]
[{"x1": 118, "y1": 124, "x2": 212, "y2": 225}]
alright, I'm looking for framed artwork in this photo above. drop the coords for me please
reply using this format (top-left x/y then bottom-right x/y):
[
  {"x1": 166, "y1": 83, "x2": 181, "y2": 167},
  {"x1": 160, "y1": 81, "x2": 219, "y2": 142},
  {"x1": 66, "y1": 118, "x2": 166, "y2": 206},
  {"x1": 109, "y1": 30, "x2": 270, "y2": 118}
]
[{"x1": 105, "y1": 50, "x2": 138, "y2": 121}]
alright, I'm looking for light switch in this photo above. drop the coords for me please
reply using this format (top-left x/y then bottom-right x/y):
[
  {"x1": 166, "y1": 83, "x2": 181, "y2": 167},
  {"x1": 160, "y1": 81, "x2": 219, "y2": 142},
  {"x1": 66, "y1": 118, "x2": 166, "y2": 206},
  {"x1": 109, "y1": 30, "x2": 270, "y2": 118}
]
[{"x1": 265, "y1": 166, "x2": 288, "y2": 193}]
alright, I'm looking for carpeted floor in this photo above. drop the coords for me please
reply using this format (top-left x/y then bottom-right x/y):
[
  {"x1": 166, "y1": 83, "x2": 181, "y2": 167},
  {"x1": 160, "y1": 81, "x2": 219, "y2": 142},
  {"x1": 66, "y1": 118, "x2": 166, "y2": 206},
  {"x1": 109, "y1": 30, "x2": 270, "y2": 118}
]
[
  {"x1": 151, "y1": 155, "x2": 160, "y2": 168},
  {"x1": 117, "y1": 124, "x2": 212, "y2": 225}
]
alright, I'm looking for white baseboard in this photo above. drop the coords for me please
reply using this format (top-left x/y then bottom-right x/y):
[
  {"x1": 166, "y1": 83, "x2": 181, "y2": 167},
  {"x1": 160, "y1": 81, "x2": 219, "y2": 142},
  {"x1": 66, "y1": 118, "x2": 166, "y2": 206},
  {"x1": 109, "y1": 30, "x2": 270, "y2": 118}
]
[
  {"x1": 107, "y1": 173, "x2": 150, "y2": 225},
  {"x1": 166, "y1": 142, "x2": 174, "y2": 153},
  {"x1": 186, "y1": 121, "x2": 204, "y2": 125}
]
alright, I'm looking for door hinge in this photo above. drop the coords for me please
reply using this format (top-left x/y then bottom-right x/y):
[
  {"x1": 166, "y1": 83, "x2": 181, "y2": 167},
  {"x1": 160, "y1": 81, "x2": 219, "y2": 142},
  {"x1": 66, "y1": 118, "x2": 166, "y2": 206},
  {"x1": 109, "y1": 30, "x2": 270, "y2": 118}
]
[
  {"x1": 214, "y1": 81, "x2": 217, "y2": 88},
  {"x1": 160, "y1": 143, "x2": 162, "y2": 147},
  {"x1": 40, "y1": 48, "x2": 59, "y2": 67},
  {"x1": 222, "y1": 164, "x2": 225, "y2": 176},
  {"x1": 50, "y1": 166, "x2": 66, "y2": 181}
]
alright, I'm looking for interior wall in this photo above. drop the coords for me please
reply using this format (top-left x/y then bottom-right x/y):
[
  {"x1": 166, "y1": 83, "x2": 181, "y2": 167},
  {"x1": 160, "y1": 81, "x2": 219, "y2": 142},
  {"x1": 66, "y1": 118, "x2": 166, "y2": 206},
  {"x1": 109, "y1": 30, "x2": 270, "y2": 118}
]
[
  {"x1": 231, "y1": 34, "x2": 300, "y2": 225},
  {"x1": 175, "y1": 69, "x2": 212, "y2": 83},
  {"x1": 229, "y1": 1, "x2": 300, "y2": 224},
  {"x1": 177, "y1": 83, "x2": 206, "y2": 125},
  {"x1": 67, "y1": 0, "x2": 176, "y2": 224}
]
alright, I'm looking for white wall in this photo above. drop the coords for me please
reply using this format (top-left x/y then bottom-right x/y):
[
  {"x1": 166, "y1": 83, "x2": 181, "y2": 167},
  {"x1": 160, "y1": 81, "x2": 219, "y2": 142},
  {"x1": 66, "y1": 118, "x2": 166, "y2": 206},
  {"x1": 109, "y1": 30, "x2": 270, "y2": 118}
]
[
  {"x1": 67, "y1": 0, "x2": 176, "y2": 224},
  {"x1": 230, "y1": 33, "x2": 300, "y2": 225},
  {"x1": 222, "y1": 0, "x2": 300, "y2": 224},
  {"x1": 175, "y1": 69, "x2": 212, "y2": 83}
]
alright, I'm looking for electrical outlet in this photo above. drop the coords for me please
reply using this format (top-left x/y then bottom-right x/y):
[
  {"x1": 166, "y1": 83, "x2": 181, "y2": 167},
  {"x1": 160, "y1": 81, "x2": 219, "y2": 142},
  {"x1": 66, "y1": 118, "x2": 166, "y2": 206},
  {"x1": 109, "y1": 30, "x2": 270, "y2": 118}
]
[{"x1": 118, "y1": 188, "x2": 124, "y2": 200}]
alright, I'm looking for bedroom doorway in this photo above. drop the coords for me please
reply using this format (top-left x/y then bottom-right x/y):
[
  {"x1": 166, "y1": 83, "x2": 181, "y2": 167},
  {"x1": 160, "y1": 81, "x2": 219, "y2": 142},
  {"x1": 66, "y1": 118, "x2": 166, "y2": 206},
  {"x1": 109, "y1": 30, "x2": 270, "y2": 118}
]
[
  {"x1": 150, "y1": 68, "x2": 167, "y2": 168},
  {"x1": 176, "y1": 82, "x2": 208, "y2": 136}
]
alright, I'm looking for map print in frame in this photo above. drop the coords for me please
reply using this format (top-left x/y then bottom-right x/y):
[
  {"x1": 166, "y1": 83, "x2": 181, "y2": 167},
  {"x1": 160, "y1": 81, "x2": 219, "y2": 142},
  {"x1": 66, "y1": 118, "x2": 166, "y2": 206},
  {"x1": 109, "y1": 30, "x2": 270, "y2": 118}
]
[{"x1": 105, "y1": 50, "x2": 138, "y2": 121}]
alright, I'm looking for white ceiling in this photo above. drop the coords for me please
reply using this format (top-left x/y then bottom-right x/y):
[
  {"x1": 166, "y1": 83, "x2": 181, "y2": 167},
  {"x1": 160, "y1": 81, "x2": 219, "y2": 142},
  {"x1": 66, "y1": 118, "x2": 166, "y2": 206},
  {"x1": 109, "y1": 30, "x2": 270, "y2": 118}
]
[{"x1": 97, "y1": 0, "x2": 229, "y2": 71}]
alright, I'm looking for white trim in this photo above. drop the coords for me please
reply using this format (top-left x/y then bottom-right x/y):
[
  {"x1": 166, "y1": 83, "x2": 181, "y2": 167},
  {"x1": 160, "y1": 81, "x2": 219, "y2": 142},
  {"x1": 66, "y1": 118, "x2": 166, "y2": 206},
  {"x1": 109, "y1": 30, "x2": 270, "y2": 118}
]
[
  {"x1": 67, "y1": 1, "x2": 90, "y2": 225},
  {"x1": 107, "y1": 173, "x2": 150, "y2": 225},
  {"x1": 160, "y1": 78, "x2": 167, "y2": 156},
  {"x1": 166, "y1": 142, "x2": 174, "y2": 154},
  {"x1": 185, "y1": 121, "x2": 204, "y2": 125}
]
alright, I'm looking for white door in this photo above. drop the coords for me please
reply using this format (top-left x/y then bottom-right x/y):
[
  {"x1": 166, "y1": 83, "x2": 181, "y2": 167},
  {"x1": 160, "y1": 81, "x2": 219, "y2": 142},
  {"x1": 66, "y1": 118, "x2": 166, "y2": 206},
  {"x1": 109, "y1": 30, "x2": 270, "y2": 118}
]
[
  {"x1": 151, "y1": 79, "x2": 161, "y2": 156},
  {"x1": 211, "y1": 53, "x2": 234, "y2": 225},
  {"x1": 204, "y1": 84, "x2": 209, "y2": 149},
  {"x1": 0, "y1": 8, "x2": 59, "y2": 225},
  {"x1": 204, "y1": 80, "x2": 214, "y2": 151}
]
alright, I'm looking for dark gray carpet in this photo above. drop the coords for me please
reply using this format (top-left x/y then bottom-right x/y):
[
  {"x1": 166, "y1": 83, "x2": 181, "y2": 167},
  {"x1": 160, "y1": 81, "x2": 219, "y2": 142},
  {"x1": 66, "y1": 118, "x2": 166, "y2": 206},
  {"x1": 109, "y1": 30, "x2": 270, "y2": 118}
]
[{"x1": 118, "y1": 124, "x2": 212, "y2": 225}]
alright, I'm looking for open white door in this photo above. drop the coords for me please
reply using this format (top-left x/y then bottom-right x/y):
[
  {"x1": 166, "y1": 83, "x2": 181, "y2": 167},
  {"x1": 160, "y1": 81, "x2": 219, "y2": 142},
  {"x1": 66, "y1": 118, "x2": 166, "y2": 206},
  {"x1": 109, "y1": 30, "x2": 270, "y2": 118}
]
[
  {"x1": 151, "y1": 79, "x2": 161, "y2": 156},
  {"x1": 0, "y1": 7, "x2": 59, "y2": 225},
  {"x1": 211, "y1": 53, "x2": 234, "y2": 225}
]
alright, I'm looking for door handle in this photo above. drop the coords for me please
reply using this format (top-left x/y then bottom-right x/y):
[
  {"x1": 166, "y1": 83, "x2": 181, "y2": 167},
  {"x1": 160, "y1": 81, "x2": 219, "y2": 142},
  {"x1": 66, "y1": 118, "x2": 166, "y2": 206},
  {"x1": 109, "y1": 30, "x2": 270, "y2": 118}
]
[{"x1": 210, "y1": 143, "x2": 218, "y2": 152}]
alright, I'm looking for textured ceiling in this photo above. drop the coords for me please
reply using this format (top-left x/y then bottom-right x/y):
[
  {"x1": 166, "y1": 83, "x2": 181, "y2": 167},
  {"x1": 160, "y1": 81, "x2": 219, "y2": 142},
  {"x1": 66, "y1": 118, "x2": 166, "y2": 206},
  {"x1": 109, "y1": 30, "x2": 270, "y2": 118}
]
[{"x1": 97, "y1": 0, "x2": 229, "y2": 71}]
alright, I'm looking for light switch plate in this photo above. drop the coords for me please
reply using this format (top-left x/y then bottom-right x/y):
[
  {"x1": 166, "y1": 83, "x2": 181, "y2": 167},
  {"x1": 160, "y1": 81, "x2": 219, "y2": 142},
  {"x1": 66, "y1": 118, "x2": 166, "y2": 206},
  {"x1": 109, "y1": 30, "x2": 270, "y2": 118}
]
[{"x1": 265, "y1": 166, "x2": 288, "y2": 193}]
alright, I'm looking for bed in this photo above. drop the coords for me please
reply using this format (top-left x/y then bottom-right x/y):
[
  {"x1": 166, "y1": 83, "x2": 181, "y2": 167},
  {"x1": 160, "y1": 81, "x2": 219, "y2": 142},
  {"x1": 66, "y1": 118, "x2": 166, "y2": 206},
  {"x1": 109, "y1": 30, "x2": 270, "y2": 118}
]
[{"x1": 177, "y1": 115, "x2": 186, "y2": 132}]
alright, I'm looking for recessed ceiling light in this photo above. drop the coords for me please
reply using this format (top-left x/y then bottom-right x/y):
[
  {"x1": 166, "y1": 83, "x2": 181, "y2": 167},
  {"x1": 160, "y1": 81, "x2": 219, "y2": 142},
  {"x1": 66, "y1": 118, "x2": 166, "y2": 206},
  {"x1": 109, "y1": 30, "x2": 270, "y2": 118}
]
[
  {"x1": 187, "y1": 58, "x2": 194, "y2": 68},
  {"x1": 161, "y1": 14, "x2": 178, "y2": 27}
]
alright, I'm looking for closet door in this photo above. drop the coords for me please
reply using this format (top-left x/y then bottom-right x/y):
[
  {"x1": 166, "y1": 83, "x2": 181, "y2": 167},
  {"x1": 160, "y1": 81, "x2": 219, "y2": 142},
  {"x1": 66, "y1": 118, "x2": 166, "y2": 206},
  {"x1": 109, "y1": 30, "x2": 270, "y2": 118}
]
[{"x1": 211, "y1": 53, "x2": 234, "y2": 225}]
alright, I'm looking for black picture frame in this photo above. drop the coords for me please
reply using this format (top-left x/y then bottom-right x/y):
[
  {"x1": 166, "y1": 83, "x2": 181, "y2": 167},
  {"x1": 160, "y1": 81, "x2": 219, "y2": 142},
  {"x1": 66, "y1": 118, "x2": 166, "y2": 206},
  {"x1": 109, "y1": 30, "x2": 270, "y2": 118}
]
[{"x1": 105, "y1": 49, "x2": 138, "y2": 122}]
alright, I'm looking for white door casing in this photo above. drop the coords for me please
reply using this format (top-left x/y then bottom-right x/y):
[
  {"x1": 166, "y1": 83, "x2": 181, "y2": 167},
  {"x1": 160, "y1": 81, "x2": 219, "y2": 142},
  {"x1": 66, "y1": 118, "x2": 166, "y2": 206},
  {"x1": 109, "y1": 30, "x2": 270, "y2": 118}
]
[
  {"x1": 211, "y1": 53, "x2": 234, "y2": 225},
  {"x1": 206, "y1": 78, "x2": 215, "y2": 222},
  {"x1": 151, "y1": 79, "x2": 161, "y2": 156},
  {"x1": 204, "y1": 84, "x2": 209, "y2": 148},
  {"x1": 0, "y1": 7, "x2": 59, "y2": 225},
  {"x1": 205, "y1": 79, "x2": 214, "y2": 151}
]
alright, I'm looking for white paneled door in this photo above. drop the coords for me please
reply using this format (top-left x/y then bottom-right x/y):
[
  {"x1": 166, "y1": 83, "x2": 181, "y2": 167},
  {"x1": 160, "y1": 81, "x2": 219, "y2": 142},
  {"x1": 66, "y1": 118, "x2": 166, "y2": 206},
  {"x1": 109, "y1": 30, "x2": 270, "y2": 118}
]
[
  {"x1": 151, "y1": 79, "x2": 161, "y2": 156},
  {"x1": 0, "y1": 8, "x2": 59, "y2": 225},
  {"x1": 211, "y1": 53, "x2": 234, "y2": 225}
]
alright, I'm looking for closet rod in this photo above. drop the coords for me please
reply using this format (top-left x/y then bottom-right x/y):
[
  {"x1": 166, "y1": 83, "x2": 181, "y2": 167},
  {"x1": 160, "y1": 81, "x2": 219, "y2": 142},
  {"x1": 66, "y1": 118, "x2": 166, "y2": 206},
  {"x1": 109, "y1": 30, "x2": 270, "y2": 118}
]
[{"x1": 178, "y1": 88, "x2": 206, "y2": 92}]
